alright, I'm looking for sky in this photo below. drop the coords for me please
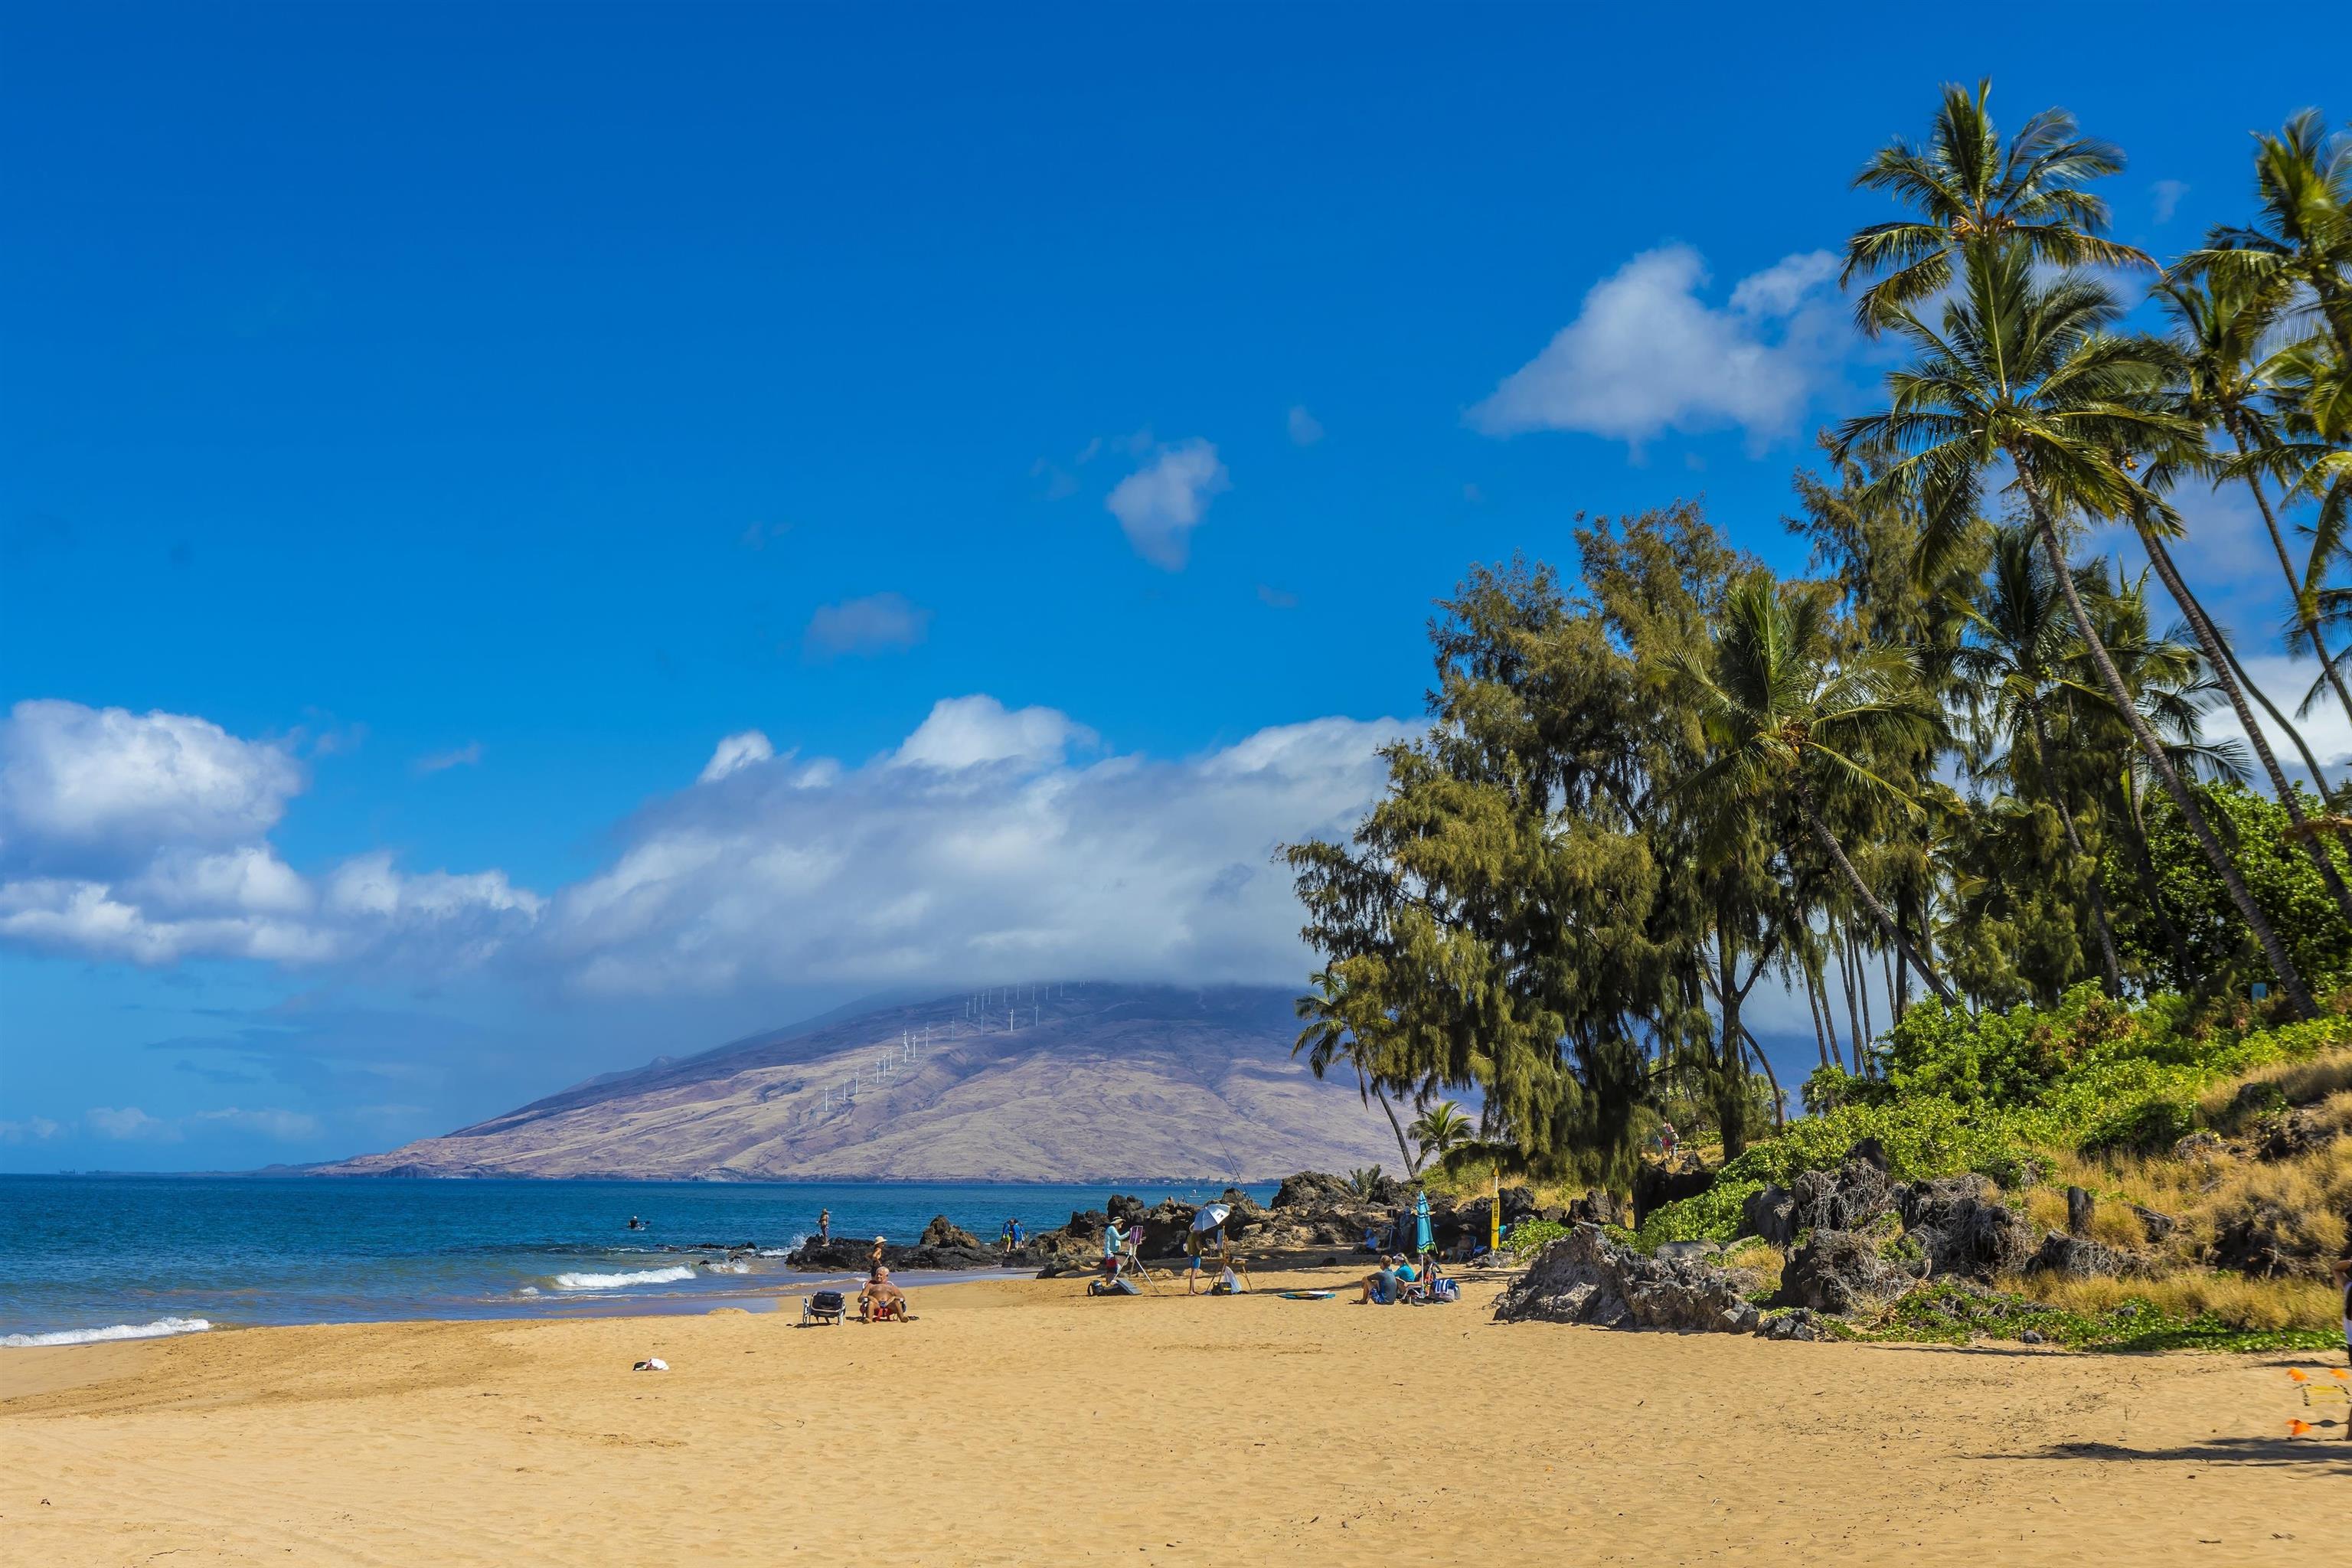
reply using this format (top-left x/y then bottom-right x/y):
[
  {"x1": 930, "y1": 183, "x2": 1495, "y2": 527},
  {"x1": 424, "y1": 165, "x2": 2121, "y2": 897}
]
[{"x1": 5, "y1": 3, "x2": 2350, "y2": 1171}]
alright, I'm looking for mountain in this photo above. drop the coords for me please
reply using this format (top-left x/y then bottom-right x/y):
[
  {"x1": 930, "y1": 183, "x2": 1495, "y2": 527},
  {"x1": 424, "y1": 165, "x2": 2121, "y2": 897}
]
[{"x1": 313, "y1": 982, "x2": 1403, "y2": 1182}]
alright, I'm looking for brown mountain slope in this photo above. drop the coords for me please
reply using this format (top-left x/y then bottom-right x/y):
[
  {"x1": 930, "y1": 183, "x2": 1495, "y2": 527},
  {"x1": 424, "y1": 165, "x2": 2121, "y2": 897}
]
[{"x1": 314, "y1": 983, "x2": 1403, "y2": 1182}]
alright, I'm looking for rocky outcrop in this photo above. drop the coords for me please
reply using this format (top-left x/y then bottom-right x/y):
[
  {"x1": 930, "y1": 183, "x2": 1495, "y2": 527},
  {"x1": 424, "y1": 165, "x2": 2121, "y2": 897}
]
[
  {"x1": 1743, "y1": 1184, "x2": 1795, "y2": 1248},
  {"x1": 782, "y1": 1235, "x2": 1006, "y2": 1272},
  {"x1": 918, "y1": 1215, "x2": 983, "y2": 1249},
  {"x1": 1777, "y1": 1230, "x2": 1913, "y2": 1315},
  {"x1": 1494, "y1": 1223, "x2": 1762, "y2": 1333},
  {"x1": 2028, "y1": 1233, "x2": 2145, "y2": 1279},
  {"x1": 1790, "y1": 1155, "x2": 1896, "y2": 1233},
  {"x1": 1896, "y1": 1178, "x2": 2038, "y2": 1280}
]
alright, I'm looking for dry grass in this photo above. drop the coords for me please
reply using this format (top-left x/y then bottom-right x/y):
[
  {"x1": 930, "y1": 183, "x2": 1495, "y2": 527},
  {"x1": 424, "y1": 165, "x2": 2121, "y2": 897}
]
[
  {"x1": 1722, "y1": 1239, "x2": 1785, "y2": 1295},
  {"x1": 2200, "y1": 1046, "x2": 2352, "y2": 1130},
  {"x1": 2199, "y1": 1139, "x2": 2352, "y2": 1269},
  {"x1": 2005, "y1": 1269, "x2": 2342, "y2": 1333},
  {"x1": 2084, "y1": 1204, "x2": 2147, "y2": 1250}
]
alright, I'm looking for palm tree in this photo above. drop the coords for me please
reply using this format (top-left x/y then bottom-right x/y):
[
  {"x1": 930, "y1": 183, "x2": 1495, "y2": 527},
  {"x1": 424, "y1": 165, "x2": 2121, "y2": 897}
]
[
  {"x1": 1293, "y1": 969, "x2": 1419, "y2": 1175},
  {"x1": 2156, "y1": 271, "x2": 2352, "y2": 741},
  {"x1": 2178, "y1": 110, "x2": 2352, "y2": 381},
  {"x1": 1837, "y1": 242, "x2": 2319, "y2": 1017},
  {"x1": 1407, "y1": 1100, "x2": 1473, "y2": 1168},
  {"x1": 1666, "y1": 576, "x2": 1955, "y2": 1003},
  {"x1": 1842, "y1": 78, "x2": 2151, "y2": 333},
  {"x1": 1952, "y1": 526, "x2": 2125, "y2": 991}
]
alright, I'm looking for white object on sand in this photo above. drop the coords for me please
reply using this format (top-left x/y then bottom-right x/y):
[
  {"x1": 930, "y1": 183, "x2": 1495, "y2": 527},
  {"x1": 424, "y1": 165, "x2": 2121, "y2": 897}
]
[{"x1": 633, "y1": 1357, "x2": 669, "y2": 1372}]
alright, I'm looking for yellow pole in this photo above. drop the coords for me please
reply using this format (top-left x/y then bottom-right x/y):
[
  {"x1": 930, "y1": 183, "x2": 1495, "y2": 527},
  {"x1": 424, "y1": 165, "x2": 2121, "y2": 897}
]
[{"x1": 1490, "y1": 1167, "x2": 1501, "y2": 1253}]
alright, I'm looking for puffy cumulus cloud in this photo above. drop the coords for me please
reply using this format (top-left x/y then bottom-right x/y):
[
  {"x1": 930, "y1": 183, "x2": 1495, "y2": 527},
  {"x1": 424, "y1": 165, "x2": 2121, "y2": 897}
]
[
  {"x1": 537, "y1": 702, "x2": 1410, "y2": 997},
  {"x1": 0, "y1": 1116, "x2": 62, "y2": 1143},
  {"x1": 1468, "y1": 246, "x2": 1847, "y2": 452},
  {"x1": 698, "y1": 730, "x2": 776, "y2": 784},
  {"x1": 890, "y1": 696, "x2": 1094, "y2": 773},
  {"x1": 0, "y1": 699, "x2": 302, "y2": 874},
  {"x1": 86, "y1": 1106, "x2": 172, "y2": 1140},
  {"x1": 1106, "y1": 439, "x2": 1230, "y2": 569},
  {"x1": 804, "y1": 592, "x2": 933, "y2": 660},
  {"x1": 0, "y1": 700, "x2": 541, "y2": 968}
]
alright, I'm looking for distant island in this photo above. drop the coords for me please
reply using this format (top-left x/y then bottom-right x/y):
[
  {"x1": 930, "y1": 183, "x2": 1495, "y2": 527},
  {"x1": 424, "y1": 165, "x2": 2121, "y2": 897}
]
[{"x1": 312, "y1": 983, "x2": 1400, "y2": 1183}]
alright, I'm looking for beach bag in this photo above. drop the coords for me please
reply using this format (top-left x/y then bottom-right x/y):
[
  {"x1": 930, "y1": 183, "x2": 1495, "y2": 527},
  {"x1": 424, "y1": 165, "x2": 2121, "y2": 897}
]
[{"x1": 1430, "y1": 1279, "x2": 1459, "y2": 1303}]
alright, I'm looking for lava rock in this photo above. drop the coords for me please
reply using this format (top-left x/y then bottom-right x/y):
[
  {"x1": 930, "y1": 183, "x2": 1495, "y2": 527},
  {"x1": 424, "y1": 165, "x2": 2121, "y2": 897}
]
[
  {"x1": 1632, "y1": 1160, "x2": 1716, "y2": 1226},
  {"x1": 918, "y1": 1215, "x2": 982, "y2": 1250},
  {"x1": 1494, "y1": 1223, "x2": 1762, "y2": 1333},
  {"x1": 1743, "y1": 1184, "x2": 1796, "y2": 1248},
  {"x1": 1896, "y1": 1178, "x2": 2038, "y2": 1280},
  {"x1": 1777, "y1": 1229, "x2": 1913, "y2": 1315},
  {"x1": 1791, "y1": 1156, "x2": 1896, "y2": 1234},
  {"x1": 2028, "y1": 1232, "x2": 2143, "y2": 1279}
]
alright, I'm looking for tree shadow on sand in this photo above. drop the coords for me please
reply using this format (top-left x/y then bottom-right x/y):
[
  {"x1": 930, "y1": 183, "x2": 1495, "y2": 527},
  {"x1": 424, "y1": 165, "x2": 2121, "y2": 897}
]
[{"x1": 1988, "y1": 1436, "x2": 2352, "y2": 1472}]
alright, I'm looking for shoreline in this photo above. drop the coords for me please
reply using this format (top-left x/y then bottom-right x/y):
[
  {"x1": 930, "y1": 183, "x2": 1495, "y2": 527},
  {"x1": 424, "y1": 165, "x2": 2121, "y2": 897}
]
[{"x1": 6, "y1": 1268, "x2": 2345, "y2": 1566}]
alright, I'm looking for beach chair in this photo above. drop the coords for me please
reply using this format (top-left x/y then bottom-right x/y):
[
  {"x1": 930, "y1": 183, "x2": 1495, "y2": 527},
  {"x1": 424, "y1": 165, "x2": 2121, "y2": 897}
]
[{"x1": 801, "y1": 1289, "x2": 845, "y2": 1327}]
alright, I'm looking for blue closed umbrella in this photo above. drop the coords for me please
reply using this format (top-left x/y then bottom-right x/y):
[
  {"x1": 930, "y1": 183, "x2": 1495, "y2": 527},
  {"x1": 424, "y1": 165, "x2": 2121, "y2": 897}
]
[{"x1": 1414, "y1": 1190, "x2": 1432, "y2": 1256}]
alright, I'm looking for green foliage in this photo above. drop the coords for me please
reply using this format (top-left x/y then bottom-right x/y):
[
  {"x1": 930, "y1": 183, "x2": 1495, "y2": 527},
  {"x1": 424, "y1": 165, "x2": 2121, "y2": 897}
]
[
  {"x1": 1632, "y1": 1179, "x2": 1762, "y2": 1249},
  {"x1": 2106, "y1": 782, "x2": 2352, "y2": 999},
  {"x1": 1345, "y1": 1166, "x2": 1385, "y2": 1199},
  {"x1": 1503, "y1": 1219, "x2": 1570, "y2": 1258},
  {"x1": 1630, "y1": 994, "x2": 2352, "y2": 1250},
  {"x1": 1871, "y1": 1279, "x2": 2342, "y2": 1353}
]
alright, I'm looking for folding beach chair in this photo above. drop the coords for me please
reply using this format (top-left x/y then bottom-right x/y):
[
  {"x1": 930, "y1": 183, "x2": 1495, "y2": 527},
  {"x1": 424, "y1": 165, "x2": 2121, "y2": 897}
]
[{"x1": 801, "y1": 1289, "x2": 845, "y2": 1327}]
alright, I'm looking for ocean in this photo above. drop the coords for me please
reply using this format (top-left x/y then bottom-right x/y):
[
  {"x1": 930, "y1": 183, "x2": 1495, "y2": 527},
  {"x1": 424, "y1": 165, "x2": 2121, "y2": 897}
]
[{"x1": 0, "y1": 1173, "x2": 1276, "y2": 1347}]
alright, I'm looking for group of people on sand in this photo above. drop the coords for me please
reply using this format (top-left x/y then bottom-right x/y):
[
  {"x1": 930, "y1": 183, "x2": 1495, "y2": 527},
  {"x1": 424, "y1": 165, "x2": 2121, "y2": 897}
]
[{"x1": 1357, "y1": 1252, "x2": 1452, "y2": 1305}]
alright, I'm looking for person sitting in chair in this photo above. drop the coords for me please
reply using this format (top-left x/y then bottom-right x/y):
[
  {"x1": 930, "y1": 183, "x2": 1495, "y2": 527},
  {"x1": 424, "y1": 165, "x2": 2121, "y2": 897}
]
[{"x1": 860, "y1": 1266, "x2": 909, "y2": 1321}]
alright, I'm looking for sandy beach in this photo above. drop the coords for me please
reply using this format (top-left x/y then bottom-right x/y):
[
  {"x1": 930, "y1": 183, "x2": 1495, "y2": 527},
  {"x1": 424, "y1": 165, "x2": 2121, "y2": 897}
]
[{"x1": 3, "y1": 1266, "x2": 2344, "y2": 1566}]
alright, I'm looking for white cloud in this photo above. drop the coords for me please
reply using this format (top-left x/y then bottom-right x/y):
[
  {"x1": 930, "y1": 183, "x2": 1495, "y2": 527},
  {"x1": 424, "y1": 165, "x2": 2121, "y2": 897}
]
[
  {"x1": 0, "y1": 699, "x2": 302, "y2": 873},
  {"x1": 413, "y1": 741, "x2": 483, "y2": 775},
  {"x1": 1105, "y1": 439, "x2": 1230, "y2": 569},
  {"x1": 890, "y1": 696, "x2": 1094, "y2": 772},
  {"x1": 537, "y1": 702, "x2": 1409, "y2": 997},
  {"x1": 0, "y1": 701, "x2": 540, "y2": 968},
  {"x1": 81, "y1": 1104, "x2": 321, "y2": 1144},
  {"x1": 2152, "y1": 179, "x2": 2190, "y2": 224},
  {"x1": 2204, "y1": 653, "x2": 2352, "y2": 777},
  {"x1": 804, "y1": 592, "x2": 933, "y2": 659},
  {"x1": 1286, "y1": 405, "x2": 1324, "y2": 446},
  {"x1": 0, "y1": 1116, "x2": 60, "y2": 1143},
  {"x1": 87, "y1": 1106, "x2": 172, "y2": 1141},
  {"x1": 1468, "y1": 245, "x2": 1847, "y2": 452},
  {"x1": 699, "y1": 730, "x2": 776, "y2": 784}
]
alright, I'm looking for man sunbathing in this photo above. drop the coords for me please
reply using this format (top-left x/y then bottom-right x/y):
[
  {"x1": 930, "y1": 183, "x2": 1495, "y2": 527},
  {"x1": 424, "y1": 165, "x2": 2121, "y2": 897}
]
[{"x1": 859, "y1": 1265, "x2": 909, "y2": 1321}]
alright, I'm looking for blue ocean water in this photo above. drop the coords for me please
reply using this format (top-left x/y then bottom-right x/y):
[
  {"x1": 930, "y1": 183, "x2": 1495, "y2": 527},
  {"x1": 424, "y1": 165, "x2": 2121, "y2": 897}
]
[{"x1": 0, "y1": 1174, "x2": 1272, "y2": 1345}]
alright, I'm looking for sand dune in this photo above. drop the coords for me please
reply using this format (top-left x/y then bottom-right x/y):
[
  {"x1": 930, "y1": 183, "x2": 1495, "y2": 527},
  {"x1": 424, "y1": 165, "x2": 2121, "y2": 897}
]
[{"x1": 4, "y1": 1268, "x2": 2344, "y2": 1565}]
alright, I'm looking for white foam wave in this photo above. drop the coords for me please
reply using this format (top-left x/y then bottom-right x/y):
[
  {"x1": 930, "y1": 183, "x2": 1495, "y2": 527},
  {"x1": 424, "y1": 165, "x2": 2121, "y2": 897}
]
[
  {"x1": 708, "y1": 1260, "x2": 750, "y2": 1274},
  {"x1": 2, "y1": 1316, "x2": 214, "y2": 1349},
  {"x1": 549, "y1": 1266, "x2": 697, "y2": 1291}
]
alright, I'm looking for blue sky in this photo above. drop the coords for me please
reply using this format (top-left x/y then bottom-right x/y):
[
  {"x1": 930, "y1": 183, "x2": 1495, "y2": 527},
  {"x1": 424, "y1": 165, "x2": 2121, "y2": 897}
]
[{"x1": 5, "y1": 4, "x2": 2349, "y2": 1170}]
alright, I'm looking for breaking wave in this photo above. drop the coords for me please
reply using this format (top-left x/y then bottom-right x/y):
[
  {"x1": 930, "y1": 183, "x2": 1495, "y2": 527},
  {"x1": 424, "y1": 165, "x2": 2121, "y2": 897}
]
[
  {"x1": 2, "y1": 1317, "x2": 214, "y2": 1348},
  {"x1": 549, "y1": 1266, "x2": 697, "y2": 1291}
]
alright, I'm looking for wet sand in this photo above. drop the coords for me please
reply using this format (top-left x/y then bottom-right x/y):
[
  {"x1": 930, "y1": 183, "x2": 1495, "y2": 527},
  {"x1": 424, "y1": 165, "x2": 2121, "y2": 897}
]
[{"x1": 3, "y1": 1267, "x2": 2343, "y2": 1565}]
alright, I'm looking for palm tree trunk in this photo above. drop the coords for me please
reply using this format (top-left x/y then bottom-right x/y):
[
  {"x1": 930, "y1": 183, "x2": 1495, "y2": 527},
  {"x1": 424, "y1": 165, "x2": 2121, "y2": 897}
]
[
  {"x1": 1740, "y1": 1026, "x2": 1788, "y2": 1129},
  {"x1": 2134, "y1": 511, "x2": 2352, "y2": 925},
  {"x1": 2233, "y1": 424, "x2": 2352, "y2": 731},
  {"x1": 1797, "y1": 792, "x2": 1955, "y2": 1004},
  {"x1": 1361, "y1": 1072, "x2": 1419, "y2": 1178},
  {"x1": 2015, "y1": 469, "x2": 2316, "y2": 1016},
  {"x1": 1803, "y1": 955, "x2": 1831, "y2": 1071},
  {"x1": 1855, "y1": 927, "x2": 1877, "y2": 1044},
  {"x1": 2029, "y1": 706, "x2": 2124, "y2": 992},
  {"x1": 1838, "y1": 925, "x2": 1863, "y2": 1072}
]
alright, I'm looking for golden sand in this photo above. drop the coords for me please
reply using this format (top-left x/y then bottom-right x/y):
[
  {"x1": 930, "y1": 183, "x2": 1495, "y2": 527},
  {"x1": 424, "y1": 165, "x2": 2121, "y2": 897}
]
[{"x1": 3, "y1": 1268, "x2": 2344, "y2": 1565}]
